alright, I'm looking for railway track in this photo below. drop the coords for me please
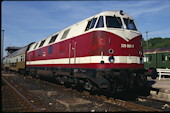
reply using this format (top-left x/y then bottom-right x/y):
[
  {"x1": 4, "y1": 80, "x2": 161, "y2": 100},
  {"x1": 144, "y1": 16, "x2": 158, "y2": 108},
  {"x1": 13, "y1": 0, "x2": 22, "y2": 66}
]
[
  {"x1": 2, "y1": 71, "x2": 170, "y2": 112},
  {"x1": 131, "y1": 95, "x2": 170, "y2": 111},
  {"x1": 34, "y1": 77, "x2": 169, "y2": 112},
  {"x1": 1, "y1": 77, "x2": 41, "y2": 112},
  {"x1": 32, "y1": 74, "x2": 168, "y2": 111},
  {"x1": 73, "y1": 90, "x2": 162, "y2": 112}
]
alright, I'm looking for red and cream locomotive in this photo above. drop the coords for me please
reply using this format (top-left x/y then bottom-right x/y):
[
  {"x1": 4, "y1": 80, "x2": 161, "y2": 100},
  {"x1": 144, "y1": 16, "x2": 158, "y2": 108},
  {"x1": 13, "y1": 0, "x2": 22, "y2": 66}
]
[{"x1": 24, "y1": 10, "x2": 146, "y2": 93}]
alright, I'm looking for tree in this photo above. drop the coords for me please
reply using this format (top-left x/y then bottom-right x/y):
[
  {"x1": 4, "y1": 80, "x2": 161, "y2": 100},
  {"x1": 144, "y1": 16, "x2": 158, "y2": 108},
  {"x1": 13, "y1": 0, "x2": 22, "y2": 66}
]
[{"x1": 143, "y1": 37, "x2": 170, "y2": 50}]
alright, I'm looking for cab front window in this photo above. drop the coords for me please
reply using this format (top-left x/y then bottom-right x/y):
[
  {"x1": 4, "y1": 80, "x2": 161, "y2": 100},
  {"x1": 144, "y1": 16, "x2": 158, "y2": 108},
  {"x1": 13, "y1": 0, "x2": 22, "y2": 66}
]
[
  {"x1": 123, "y1": 18, "x2": 137, "y2": 31},
  {"x1": 106, "y1": 16, "x2": 123, "y2": 29}
]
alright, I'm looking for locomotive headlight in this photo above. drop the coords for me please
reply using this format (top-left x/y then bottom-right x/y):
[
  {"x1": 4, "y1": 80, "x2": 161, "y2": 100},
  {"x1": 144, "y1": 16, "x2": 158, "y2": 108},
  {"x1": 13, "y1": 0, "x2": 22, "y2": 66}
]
[
  {"x1": 108, "y1": 55, "x2": 115, "y2": 63},
  {"x1": 108, "y1": 49, "x2": 114, "y2": 54}
]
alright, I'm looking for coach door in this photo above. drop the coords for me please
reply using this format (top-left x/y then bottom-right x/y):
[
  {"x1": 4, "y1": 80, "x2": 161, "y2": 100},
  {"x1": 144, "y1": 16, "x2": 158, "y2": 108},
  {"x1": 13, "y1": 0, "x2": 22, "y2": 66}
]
[{"x1": 69, "y1": 40, "x2": 77, "y2": 65}]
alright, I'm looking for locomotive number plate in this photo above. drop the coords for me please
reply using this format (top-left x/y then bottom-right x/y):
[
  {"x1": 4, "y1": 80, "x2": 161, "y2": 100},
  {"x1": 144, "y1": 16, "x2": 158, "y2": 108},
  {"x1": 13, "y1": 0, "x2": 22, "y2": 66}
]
[{"x1": 121, "y1": 44, "x2": 134, "y2": 48}]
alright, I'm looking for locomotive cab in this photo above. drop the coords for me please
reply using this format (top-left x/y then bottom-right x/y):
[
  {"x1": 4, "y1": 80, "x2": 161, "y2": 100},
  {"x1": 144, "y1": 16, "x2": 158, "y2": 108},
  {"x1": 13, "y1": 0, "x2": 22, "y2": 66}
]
[{"x1": 84, "y1": 11, "x2": 146, "y2": 92}]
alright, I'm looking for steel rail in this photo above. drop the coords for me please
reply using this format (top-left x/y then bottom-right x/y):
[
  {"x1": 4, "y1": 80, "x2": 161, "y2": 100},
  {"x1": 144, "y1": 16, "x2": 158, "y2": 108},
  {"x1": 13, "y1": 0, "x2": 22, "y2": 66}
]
[
  {"x1": 2, "y1": 77, "x2": 41, "y2": 112},
  {"x1": 114, "y1": 99, "x2": 161, "y2": 112}
]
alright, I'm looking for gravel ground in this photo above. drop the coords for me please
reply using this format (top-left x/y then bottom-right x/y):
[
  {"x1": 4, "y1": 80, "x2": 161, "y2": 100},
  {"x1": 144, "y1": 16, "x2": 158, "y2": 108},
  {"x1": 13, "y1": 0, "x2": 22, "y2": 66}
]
[{"x1": 2, "y1": 72, "x2": 134, "y2": 112}]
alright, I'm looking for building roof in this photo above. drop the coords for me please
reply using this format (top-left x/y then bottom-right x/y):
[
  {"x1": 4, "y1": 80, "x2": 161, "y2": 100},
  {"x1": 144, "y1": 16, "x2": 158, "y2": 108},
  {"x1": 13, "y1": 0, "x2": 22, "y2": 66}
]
[
  {"x1": 5, "y1": 46, "x2": 23, "y2": 51},
  {"x1": 5, "y1": 46, "x2": 23, "y2": 55},
  {"x1": 144, "y1": 47, "x2": 170, "y2": 54}
]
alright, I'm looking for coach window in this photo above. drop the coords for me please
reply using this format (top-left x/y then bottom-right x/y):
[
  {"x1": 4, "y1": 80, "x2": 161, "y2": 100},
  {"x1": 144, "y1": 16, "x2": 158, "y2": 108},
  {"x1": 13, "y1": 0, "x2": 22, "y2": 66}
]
[
  {"x1": 38, "y1": 49, "x2": 41, "y2": 56},
  {"x1": 21, "y1": 56, "x2": 22, "y2": 62},
  {"x1": 149, "y1": 55, "x2": 152, "y2": 62},
  {"x1": 168, "y1": 54, "x2": 170, "y2": 61},
  {"x1": 61, "y1": 29, "x2": 70, "y2": 40},
  {"x1": 106, "y1": 16, "x2": 123, "y2": 28},
  {"x1": 48, "y1": 46, "x2": 52, "y2": 54},
  {"x1": 162, "y1": 54, "x2": 165, "y2": 61},
  {"x1": 96, "y1": 16, "x2": 104, "y2": 28},
  {"x1": 49, "y1": 34, "x2": 58, "y2": 44},
  {"x1": 39, "y1": 40, "x2": 46, "y2": 47}
]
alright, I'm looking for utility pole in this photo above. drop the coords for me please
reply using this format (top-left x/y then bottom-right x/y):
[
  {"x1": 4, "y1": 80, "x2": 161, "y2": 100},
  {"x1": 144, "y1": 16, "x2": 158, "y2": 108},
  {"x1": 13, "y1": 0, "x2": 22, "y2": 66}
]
[
  {"x1": 1, "y1": 30, "x2": 5, "y2": 69},
  {"x1": 146, "y1": 31, "x2": 148, "y2": 50}
]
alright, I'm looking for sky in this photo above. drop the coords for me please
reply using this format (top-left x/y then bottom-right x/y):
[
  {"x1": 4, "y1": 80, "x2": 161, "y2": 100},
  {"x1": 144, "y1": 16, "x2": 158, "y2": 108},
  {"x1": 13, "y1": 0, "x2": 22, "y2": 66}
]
[{"x1": 1, "y1": 0, "x2": 170, "y2": 57}]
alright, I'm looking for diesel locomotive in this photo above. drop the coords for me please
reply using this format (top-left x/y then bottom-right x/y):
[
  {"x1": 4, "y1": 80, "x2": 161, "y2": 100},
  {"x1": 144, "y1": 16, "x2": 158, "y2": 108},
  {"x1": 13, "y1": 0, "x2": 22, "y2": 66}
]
[{"x1": 3, "y1": 10, "x2": 147, "y2": 93}]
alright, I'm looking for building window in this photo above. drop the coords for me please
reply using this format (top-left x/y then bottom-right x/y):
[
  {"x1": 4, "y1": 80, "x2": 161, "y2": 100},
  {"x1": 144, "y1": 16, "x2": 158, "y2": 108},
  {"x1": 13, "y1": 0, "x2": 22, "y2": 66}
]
[
  {"x1": 49, "y1": 34, "x2": 58, "y2": 44},
  {"x1": 96, "y1": 16, "x2": 104, "y2": 28},
  {"x1": 48, "y1": 46, "x2": 52, "y2": 54},
  {"x1": 39, "y1": 40, "x2": 46, "y2": 47},
  {"x1": 61, "y1": 29, "x2": 70, "y2": 40},
  {"x1": 38, "y1": 49, "x2": 41, "y2": 56}
]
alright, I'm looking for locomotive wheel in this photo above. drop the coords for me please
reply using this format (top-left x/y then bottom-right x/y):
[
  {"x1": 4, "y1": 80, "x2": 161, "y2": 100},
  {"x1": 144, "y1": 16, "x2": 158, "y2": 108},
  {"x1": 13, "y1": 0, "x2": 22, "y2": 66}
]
[
  {"x1": 59, "y1": 77, "x2": 65, "y2": 85},
  {"x1": 55, "y1": 75, "x2": 65, "y2": 85},
  {"x1": 83, "y1": 80, "x2": 92, "y2": 91},
  {"x1": 110, "y1": 81, "x2": 117, "y2": 94},
  {"x1": 128, "y1": 76, "x2": 135, "y2": 89},
  {"x1": 136, "y1": 74, "x2": 147, "y2": 87},
  {"x1": 119, "y1": 69, "x2": 128, "y2": 82},
  {"x1": 31, "y1": 71, "x2": 39, "y2": 79},
  {"x1": 54, "y1": 74, "x2": 60, "y2": 83},
  {"x1": 34, "y1": 72, "x2": 39, "y2": 79}
]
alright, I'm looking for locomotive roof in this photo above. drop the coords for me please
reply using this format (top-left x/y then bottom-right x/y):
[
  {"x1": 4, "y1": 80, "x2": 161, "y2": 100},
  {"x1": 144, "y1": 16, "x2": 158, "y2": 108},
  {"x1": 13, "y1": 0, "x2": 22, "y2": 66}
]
[
  {"x1": 144, "y1": 47, "x2": 170, "y2": 54},
  {"x1": 39, "y1": 10, "x2": 133, "y2": 40},
  {"x1": 28, "y1": 10, "x2": 138, "y2": 52}
]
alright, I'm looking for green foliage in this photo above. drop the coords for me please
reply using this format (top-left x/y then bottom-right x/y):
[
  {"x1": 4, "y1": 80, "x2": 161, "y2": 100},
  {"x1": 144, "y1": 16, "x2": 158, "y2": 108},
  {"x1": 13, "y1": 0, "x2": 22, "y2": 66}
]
[{"x1": 143, "y1": 37, "x2": 170, "y2": 50}]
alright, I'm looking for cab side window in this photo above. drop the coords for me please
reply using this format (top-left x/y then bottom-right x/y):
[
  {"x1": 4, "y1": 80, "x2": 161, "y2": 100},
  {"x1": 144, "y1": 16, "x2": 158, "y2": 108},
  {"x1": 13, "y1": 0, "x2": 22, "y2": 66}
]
[
  {"x1": 85, "y1": 20, "x2": 92, "y2": 31},
  {"x1": 85, "y1": 17, "x2": 97, "y2": 31},
  {"x1": 89, "y1": 18, "x2": 97, "y2": 29}
]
